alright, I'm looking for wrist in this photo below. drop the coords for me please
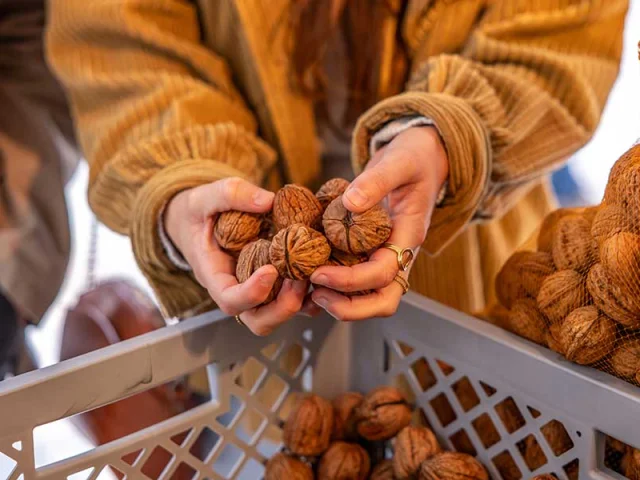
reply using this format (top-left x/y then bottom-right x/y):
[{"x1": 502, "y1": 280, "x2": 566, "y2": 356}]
[
  {"x1": 164, "y1": 189, "x2": 191, "y2": 258},
  {"x1": 416, "y1": 126, "x2": 449, "y2": 199}
]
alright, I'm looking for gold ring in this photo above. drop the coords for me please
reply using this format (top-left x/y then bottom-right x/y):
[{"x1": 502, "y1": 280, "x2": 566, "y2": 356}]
[
  {"x1": 393, "y1": 274, "x2": 410, "y2": 295},
  {"x1": 382, "y1": 242, "x2": 415, "y2": 272},
  {"x1": 235, "y1": 315, "x2": 246, "y2": 327}
]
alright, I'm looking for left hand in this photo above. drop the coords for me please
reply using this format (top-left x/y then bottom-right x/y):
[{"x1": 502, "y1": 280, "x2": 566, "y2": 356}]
[{"x1": 309, "y1": 126, "x2": 448, "y2": 321}]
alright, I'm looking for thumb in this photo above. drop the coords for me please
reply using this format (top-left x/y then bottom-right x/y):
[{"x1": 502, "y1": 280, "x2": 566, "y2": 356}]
[
  {"x1": 343, "y1": 148, "x2": 416, "y2": 213},
  {"x1": 189, "y1": 177, "x2": 274, "y2": 220}
]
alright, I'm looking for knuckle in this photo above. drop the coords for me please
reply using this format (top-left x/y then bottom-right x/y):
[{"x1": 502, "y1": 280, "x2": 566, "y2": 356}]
[
  {"x1": 250, "y1": 323, "x2": 273, "y2": 337},
  {"x1": 368, "y1": 169, "x2": 390, "y2": 196},
  {"x1": 223, "y1": 177, "x2": 243, "y2": 202},
  {"x1": 382, "y1": 265, "x2": 397, "y2": 286},
  {"x1": 380, "y1": 303, "x2": 398, "y2": 317}
]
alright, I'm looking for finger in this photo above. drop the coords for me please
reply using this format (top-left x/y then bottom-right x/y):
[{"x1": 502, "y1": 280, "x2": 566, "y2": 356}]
[
  {"x1": 300, "y1": 296, "x2": 323, "y2": 317},
  {"x1": 342, "y1": 146, "x2": 419, "y2": 213},
  {"x1": 311, "y1": 282, "x2": 404, "y2": 322},
  {"x1": 240, "y1": 279, "x2": 308, "y2": 336},
  {"x1": 189, "y1": 177, "x2": 274, "y2": 220},
  {"x1": 311, "y1": 251, "x2": 399, "y2": 292}
]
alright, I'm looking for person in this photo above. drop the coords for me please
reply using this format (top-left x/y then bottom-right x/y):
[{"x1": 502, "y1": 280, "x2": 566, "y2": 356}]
[{"x1": 46, "y1": 0, "x2": 628, "y2": 334}]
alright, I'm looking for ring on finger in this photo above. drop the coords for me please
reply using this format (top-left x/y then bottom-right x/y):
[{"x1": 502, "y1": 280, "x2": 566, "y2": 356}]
[
  {"x1": 382, "y1": 242, "x2": 415, "y2": 272},
  {"x1": 392, "y1": 274, "x2": 410, "y2": 295},
  {"x1": 235, "y1": 315, "x2": 248, "y2": 328}
]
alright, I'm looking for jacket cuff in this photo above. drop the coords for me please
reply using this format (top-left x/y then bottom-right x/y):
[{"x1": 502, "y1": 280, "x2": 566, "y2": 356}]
[
  {"x1": 352, "y1": 92, "x2": 491, "y2": 255},
  {"x1": 131, "y1": 159, "x2": 248, "y2": 319}
]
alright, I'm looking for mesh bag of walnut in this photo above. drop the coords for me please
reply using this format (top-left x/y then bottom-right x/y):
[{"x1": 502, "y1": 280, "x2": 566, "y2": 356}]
[{"x1": 488, "y1": 142, "x2": 640, "y2": 392}]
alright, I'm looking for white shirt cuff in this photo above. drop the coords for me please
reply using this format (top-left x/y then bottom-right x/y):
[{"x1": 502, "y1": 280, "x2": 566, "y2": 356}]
[
  {"x1": 369, "y1": 116, "x2": 448, "y2": 206},
  {"x1": 157, "y1": 205, "x2": 192, "y2": 271}
]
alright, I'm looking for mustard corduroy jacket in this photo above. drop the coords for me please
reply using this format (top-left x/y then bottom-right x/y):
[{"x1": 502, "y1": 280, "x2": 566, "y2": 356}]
[{"x1": 46, "y1": 0, "x2": 627, "y2": 319}]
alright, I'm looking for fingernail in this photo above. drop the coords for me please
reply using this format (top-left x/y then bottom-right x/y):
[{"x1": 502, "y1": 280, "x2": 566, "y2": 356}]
[
  {"x1": 312, "y1": 274, "x2": 328, "y2": 286},
  {"x1": 314, "y1": 295, "x2": 329, "y2": 309},
  {"x1": 344, "y1": 187, "x2": 368, "y2": 208},
  {"x1": 259, "y1": 271, "x2": 277, "y2": 286},
  {"x1": 253, "y1": 190, "x2": 273, "y2": 207}
]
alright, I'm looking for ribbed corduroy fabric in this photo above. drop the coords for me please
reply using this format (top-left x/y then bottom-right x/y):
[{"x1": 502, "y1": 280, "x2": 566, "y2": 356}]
[{"x1": 45, "y1": 0, "x2": 627, "y2": 319}]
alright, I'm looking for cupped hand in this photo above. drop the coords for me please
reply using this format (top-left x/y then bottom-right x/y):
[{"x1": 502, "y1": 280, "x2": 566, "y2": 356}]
[
  {"x1": 310, "y1": 126, "x2": 448, "y2": 321},
  {"x1": 164, "y1": 177, "x2": 308, "y2": 336}
]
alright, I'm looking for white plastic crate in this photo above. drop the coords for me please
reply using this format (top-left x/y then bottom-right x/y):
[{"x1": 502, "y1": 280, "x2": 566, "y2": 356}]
[{"x1": 1, "y1": 293, "x2": 639, "y2": 479}]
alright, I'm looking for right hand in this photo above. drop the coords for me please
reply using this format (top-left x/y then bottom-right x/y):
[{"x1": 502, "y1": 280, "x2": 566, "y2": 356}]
[{"x1": 164, "y1": 177, "x2": 308, "y2": 336}]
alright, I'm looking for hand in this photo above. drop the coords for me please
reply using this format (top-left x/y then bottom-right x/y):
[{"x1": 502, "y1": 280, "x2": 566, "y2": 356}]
[
  {"x1": 165, "y1": 177, "x2": 308, "y2": 336},
  {"x1": 310, "y1": 126, "x2": 448, "y2": 321}
]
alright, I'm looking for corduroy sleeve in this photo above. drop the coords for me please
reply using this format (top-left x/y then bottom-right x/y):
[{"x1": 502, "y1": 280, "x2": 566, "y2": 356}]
[
  {"x1": 46, "y1": 0, "x2": 277, "y2": 318},
  {"x1": 352, "y1": 0, "x2": 628, "y2": 255}
]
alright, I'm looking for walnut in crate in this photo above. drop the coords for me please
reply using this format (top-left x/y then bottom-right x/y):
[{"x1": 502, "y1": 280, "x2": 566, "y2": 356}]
[
  {"x1": 236, "y1": 240, "x2": 283, "y2": 304},
  {"x1": 393, "y1": 426, "x2": 441, "y2": 479},
  {"x1": 353, "y1": 386, "x2": 412, "y2": 441},
  {"x1": 610, "y1": 339, "x2": 640, "y2": 385},
  {"x1": 623, "y1": 447, "x2": 640, "y2": 480},
  {"x1": 270, "y1": 224, "x2": 331, "y2": 279},
  {"x1": 419, "y1": 452, "x2": 489, "y2": 480},
  {"x1": 495, "y1": 251, "x2": 555, "y2": 309},
  {"x1": 591, "y1": 204, "x2": 637, "y2": 247},
  {"x1": 551, "y1": 214, "x2": 598, "y2": 273},
  {"x1": 537, "y1": 208, "x2": 575, "y2": 253},
  {"x1": 316, "y1": 178, "x2": 350, "y2": 210},
  {"x1": 213, "y1": 211, "x2": 263, "y2": 254},
  {"x1": 317, "y1": 442, "x2": 371, "y2": 480},
  {"x1": 264, "y1": 453, "x2": 314, "y2": 480},
  {"x1": 370, "y1": 460, "x2": 396, "y2": 480},
  {"x1": 273, "y1": 184, "x2": 324, "y2": 231},
  {"x1": 331, "y1": 392, "x2": 364, "y2": 441},
  {"x1": 529, "y1": 476, "x2": 557, "y2": 480},
  {"x1": 283, "y1": 393, "x2": 334, "y2": 457},
  {"x1": 536, "y1": 270, "x2": 590, "y2": 324},
  {"x1": 546, "y1": 322, "x2": 566, "y2": 355},
  {"x1": 587, "y1": 263, "x2": 640, "y2": 328},
  {"x1": 505, "y1": 299, "x2": 548, "y2": 346},
  {"x1": 560, "y1": 306, "x2": 618, "y2": 365},
  {"x1": 323, "y1": 198, "x2": 392, "y2": 254},
  {"x1": 601, "y1": 232, "x2": 640, "y2": 299},
  {"x1": 523, "y1": 420, "x2": 574, "y2": 469}
]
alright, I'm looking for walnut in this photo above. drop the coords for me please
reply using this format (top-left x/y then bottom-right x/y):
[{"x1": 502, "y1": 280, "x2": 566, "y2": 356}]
[
  {"x1": 546, "y1": 322, "x2": 566, "y2": 355},
  {"x1": 323, "y1": 198, "x2": 392, "y2": 254},
  {"x1": 537, "y1": 208, "x2": 575, "y2": 253},
  {"x1": 591, "y1": 205, "x2": 637, "y2": 247},
  {"x1": 536, "y1": 270, "x2": 590, "y2": 324},
  {"x1": 236, "y1": 240, "x2": 283, "y2": 304},
  {"x1": 603, "y1": 143, "x2": 640, "y2": 206},
  {"x1": 393, "y1": 426, "x2": 441, "y2": 479},
  {"x1": 610, "y1": 338, "x2": 640, "y2": 385},
  {"x1": 273, "y1": 184, "x2": 324, "y2": 231},
  {"x1": 283, "y1": 393, "x2": 334, "y2": 456},
  {"x1": 581, "y1": 205, "x2": 599, "y2": 225},
  {"x1": 317, "y1": 442, "x2": 371, "y2": 480},
  {"x1": 495, "y1": 251, "x2": 555, "y2": 309},
  {"x1": 354, "y1": 386, "x2": 412, "y2": 441},
  {"x1": 270, "y1": 224, "x2": 331, "y2": 279},
  {"x1": 214, "y1": 211, "x2": 263, "y2": 254},
  {"x1": 623, "y1": 447, "x2": 640, "y2": 480},
  {"x1": 551, "y1": 215, "x2": 598, "y2": 273},
  {"x1": 529, "y1": 475, "x2": 558, "y2": 480},
  {"x1": 601, "y1": 232, "x2": 640, "y2": 299},
  {"x1": 419, "y1": 452, "x2": 489, "y2": 480},
  {"x1": 331, "y1": 392, "x2": 364, "y2": 441},
  {"x1": 327, "y1": 249, "x2": 368, "y2": 267},
  {"x1": 317, "y1": 178, "x2": 350, "y2": 210},
  {"x1": 265, "y1": 453, "x2": 313, "y2": 480},
  {"x1": 559, "y1": 306, "x2": 617, "y2": 365},
  {"x1": 587, "y1": 263, "x2": 640, "y2": 328},
  {"x1": 504, "y1": 299, "x2": 548, "y2": 346},
  {"x1": 370, "y1": 460, "x2": 396, "y2": 480}
]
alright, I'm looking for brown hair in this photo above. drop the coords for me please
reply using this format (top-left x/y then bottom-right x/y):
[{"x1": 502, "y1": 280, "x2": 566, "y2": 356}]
[{"x1": 289, "y1": 0, "x2": 408, "y2": 131}]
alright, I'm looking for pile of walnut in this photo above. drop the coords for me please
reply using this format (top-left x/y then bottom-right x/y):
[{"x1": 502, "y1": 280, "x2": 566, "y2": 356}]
[
  {"x1": 265, "y1": 386, "x2": 490, "y2": 480},
  {"x1": 492, "y1": 143, "x2": 640, "y2": 384},
  {"x1": 214, "y1": 179, "x2": 392, "y2": 300}
]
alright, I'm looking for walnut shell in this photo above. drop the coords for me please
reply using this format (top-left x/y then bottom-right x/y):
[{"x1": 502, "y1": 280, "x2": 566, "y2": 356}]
[
  {"x1": 265, "y1": 453, "x2": 314, "y2": 480},
  {"x1": 536, "y1": 270, "x2": 590, "y2": 324},
  {"x1": 323, "y1": 198, "x2": 392, "y2": 254},
  {"x1": 214, "y1": 211, "x2": 263, "y2": 254},
  {"x1": 560, "y1": 306, "x2": 617, "y2": 365},
  {"x1": 370, "y1": 460, "x2": 396, "y2": 480},
  {"x1": 354, "y1": 386, "x2": 412, "y2": 441},
  {"x1": 529, "y1": 475, "x2": 558, "y2": 480},
  {"x1": 610, "y1": 338, "x2": 640, "y2": 385},
  {"x1": 273, "y1": 184, "x2": 324, "y2": 231},
  {"x1": 505, "y1": 299, "x2": 548, "y2": 346},
  {"x1": 581, "y1": 205, "x2": 599, "y2": 225},
  {"x1": 270, "y1": 224, "x2": 331, "y2": 279},
  {"x1": 587, "y1": 263, "x2": 640, "y2": 328},
  {"x1": 537, "y1": 208, "x2": 575, "y2": 253},
  {"x1": 601, "y1": 232, "x2": 640, "y2": 300},
  {"x1": 551, "y1": 214, "x2": 598, "y2": 273},
  {"x1": 393, "y1": 426, "x2": 441, "y2": 479},
  {"x1": 546, "y1": 322, "x2": 566, "y2": 355},
  {"x1": 495, "y1": 251, "x2": 555, "y2": 309},
  {"x1": 623, "y1": 447, "x2": 640, "y2": 480},
  {"x1": 317, "y1": 178, "x2": 350, "y2": 210},
  {"x1": 419, "y1": 452, "x2": 489, "y2": 480},
  {"x1": 283, "y1": 393, "x2": 334, "y2": 456},
  {"x1": 327, "y1": 249, "x2": 368, "y2": 267},
  {"x1": 317, "y1": 442, "x2": 371, "y2": 480},
  {"x1": 332, "y1": 392, "x2": 364, "y2": 441},
  {"x1": 591, "y1": 204, "x2": 637, "y2": 247},
  {"x1": 236, "y1": 240, "x2": 283, "y2": 304},
  {"x1": 603, "y1": 143, "x2": 640, "y2": 205}
]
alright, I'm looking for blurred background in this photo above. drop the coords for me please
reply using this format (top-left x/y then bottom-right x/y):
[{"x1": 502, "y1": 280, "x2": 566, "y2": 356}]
[{"x1": 0, "y1": 3, "x2": 637, "y2": 478}]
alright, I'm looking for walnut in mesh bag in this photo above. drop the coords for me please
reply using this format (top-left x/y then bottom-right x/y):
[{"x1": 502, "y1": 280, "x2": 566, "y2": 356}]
[
  {"x1": 495, "y1": 252, "x2": 555, "y2": 309},
  {"x1": 559, "y1": 306, "x2": 618, "y2": 365},
  {"x1": 536, "y1": 270, "x2": 590, "y2": 325},
  {"x1": 551, "y1": 214, "x2": 599, "y2": 273},
  {"x1": 505, "y1": 298, "x2": 548, "y2": 346}
]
